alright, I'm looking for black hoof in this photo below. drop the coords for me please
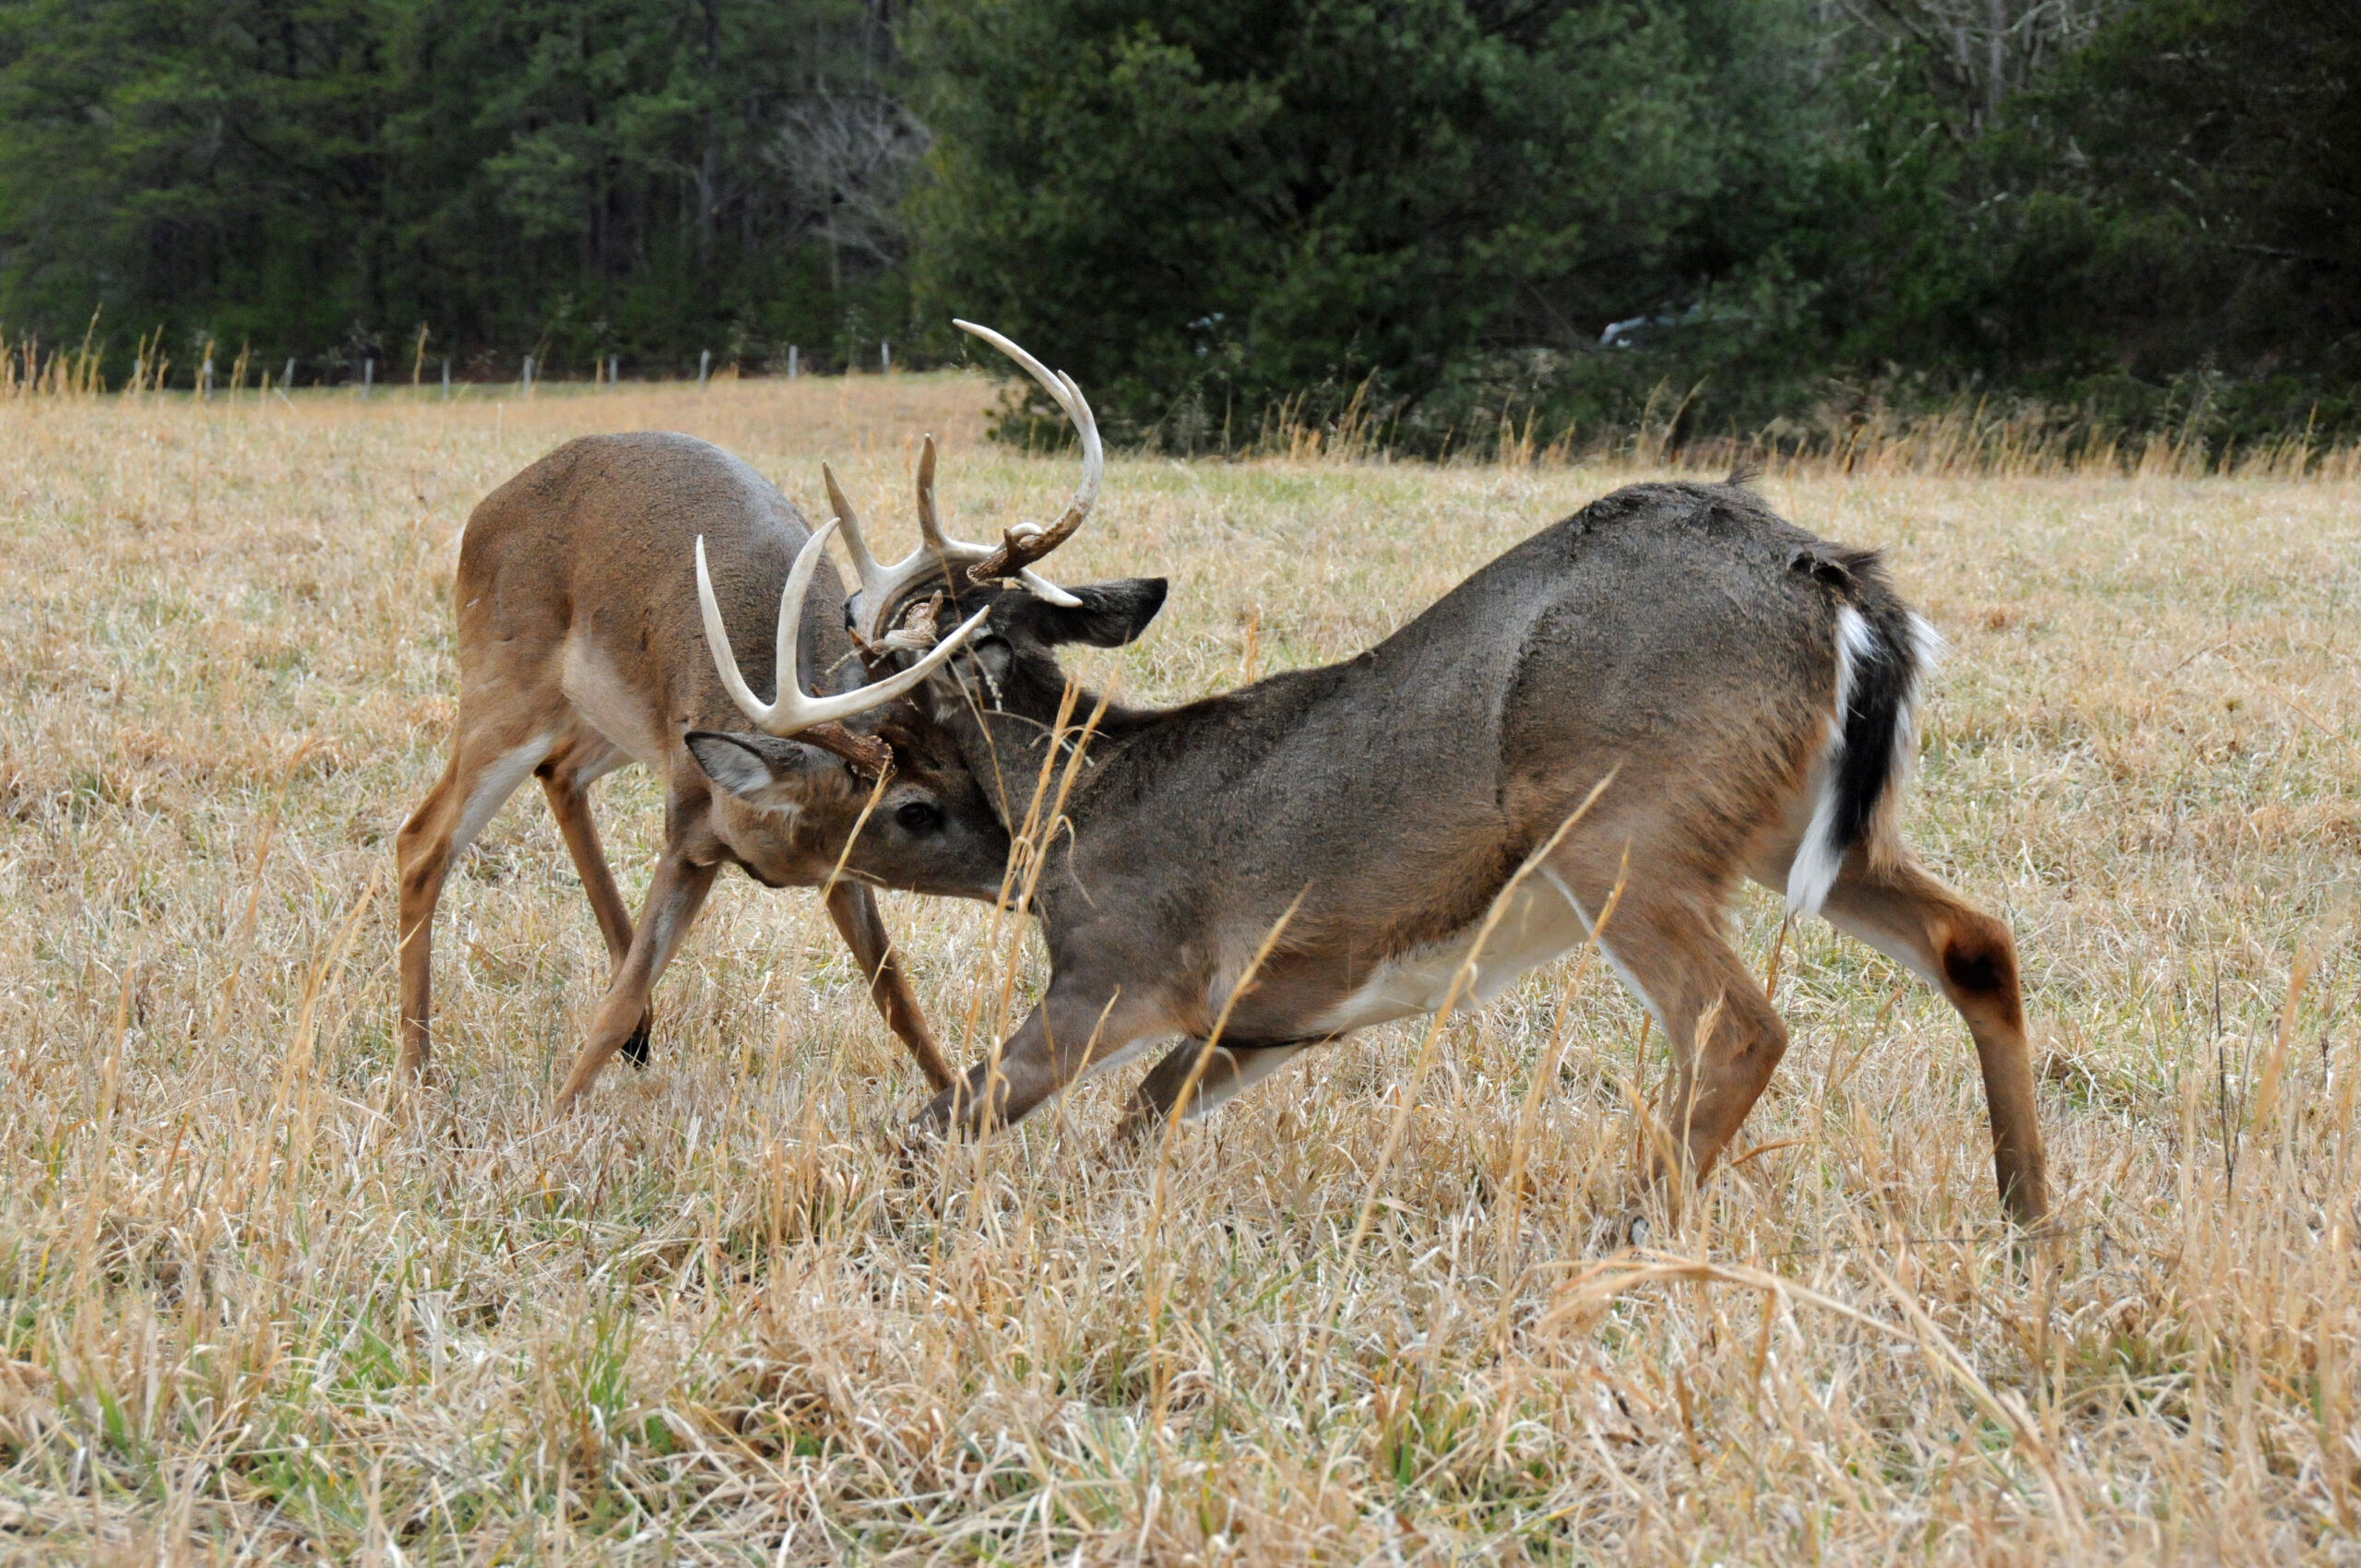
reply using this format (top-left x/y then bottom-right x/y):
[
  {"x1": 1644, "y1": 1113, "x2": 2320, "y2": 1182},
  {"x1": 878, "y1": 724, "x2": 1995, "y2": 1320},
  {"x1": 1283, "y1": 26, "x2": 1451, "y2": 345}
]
[
  {"x1": 621, "y1": 1014, "x2": 654, "y2": 1068},
  {"x1": 1592, "y1": 1210, "x2": 1652, "y2": 1254}
]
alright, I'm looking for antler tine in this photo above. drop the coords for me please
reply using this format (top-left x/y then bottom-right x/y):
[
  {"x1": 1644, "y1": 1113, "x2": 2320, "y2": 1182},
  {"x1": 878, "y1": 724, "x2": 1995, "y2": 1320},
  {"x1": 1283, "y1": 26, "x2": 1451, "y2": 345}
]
[
  {"x1": 1014, "y1": 565, "x2": 1085, "y2": 608},
  {"x1": 955, "y1": 318, "x2": 1062, "y2": 405},
  {"x1": 827, "y1": 324, "x2": 1098, "y2": 642},
  {"x1": 914, "y1": 434, "x2": 948, "y2": 552},
  {"x1": 909, "y1": 427, "x2": 1079, "y2": 606},
  {"x1": 694, "y1": 524, "x2": 838, "y2": 734},
  {"x1": 823, "y1": 463, "x2": 885, "y2": 590},
  {"x1": 1044, "y1": 368, "x2": 1104, "y2": 533},
  {"x1": 694, "y1": 533, "x2": 777, "y2": 732},
  {"x1": 775, "y1": 517, "x2": 829, "y2": 718},
  {"x1": 694, "y1": 525, "x2": 991, "y2": 758},
  {"x1": 953, "y1": 320, "x2": 1105, "y2": 585},
  {"x1": 836, "y1": 447, "x2": 958, "y2": 641}
]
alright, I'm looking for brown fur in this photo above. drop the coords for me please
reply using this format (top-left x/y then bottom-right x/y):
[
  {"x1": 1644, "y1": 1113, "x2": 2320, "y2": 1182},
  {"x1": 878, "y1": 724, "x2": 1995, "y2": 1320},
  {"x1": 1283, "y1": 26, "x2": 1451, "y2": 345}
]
[{"x1": 396, "y1": 433, "x2": 1012, "y2": 1106}]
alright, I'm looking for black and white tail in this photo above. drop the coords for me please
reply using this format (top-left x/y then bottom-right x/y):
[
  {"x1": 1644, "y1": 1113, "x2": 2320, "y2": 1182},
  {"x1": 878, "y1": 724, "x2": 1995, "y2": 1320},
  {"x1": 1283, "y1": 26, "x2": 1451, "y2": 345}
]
[{"x1": 1786, "y1": 574, "x2": 1943, "y2": 916}]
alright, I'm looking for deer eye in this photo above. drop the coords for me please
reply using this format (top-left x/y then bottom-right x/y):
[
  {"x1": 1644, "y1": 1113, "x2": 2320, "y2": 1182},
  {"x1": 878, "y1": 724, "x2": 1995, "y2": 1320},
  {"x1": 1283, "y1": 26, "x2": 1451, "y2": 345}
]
[{"x1": 895, "y1": 801, "x2": 942, "y2": 833}]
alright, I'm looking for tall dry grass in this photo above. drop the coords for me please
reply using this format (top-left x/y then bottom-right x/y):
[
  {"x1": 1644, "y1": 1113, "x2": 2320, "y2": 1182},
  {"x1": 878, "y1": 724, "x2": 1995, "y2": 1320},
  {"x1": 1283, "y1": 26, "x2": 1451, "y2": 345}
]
[{"x1": 0, "y1": 374, "x2": 2356, "y2": 1562}]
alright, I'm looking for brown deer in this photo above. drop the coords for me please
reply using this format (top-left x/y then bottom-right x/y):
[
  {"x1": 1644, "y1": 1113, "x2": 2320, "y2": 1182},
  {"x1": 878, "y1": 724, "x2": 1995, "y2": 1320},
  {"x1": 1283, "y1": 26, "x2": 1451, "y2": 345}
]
[
  {"x1": 760, "y1": 326, "x2": 2047, "y2": 1224},
  {"x1": 395, "y1": 431, "x2": 1020, "y2": 1108}
]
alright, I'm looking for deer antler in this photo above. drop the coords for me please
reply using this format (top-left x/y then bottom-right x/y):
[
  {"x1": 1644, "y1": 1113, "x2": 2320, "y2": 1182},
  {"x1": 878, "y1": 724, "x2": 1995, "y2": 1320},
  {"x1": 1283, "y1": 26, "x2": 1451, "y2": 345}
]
[
  {"x1": 952, "y1": 319, "x2": 1103, "y2": 587},
  {"x1": 834, "y1": 321, "x2": 1101, "y2": 641},
  {"x1": 694, "y1": 522, "x2": 987, "y2": 772},
  {"x1": 883, "y1": 591, "x2": 947, "y2": 653}
]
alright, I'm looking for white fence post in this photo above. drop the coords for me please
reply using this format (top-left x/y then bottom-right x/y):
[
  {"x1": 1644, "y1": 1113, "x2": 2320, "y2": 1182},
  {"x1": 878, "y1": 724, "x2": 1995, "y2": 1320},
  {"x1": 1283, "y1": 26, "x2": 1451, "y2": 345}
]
[
  {"x1": 881, "y1": 340, "x2": 890, "y2": 374},
  {"x1": 522, "y1": 355, "x2": 534, "y2": 394},
  {"x1": 442, "y1": 358, "x2": 452, "y2": 398},
  {"x1": 698, "y1": 349, "x2": 711, "y2": 388},
  {"x1": 282, "y1": 357, "x2": 296, "y2": 390},
  {"x1": 788, "y1": 345, "x2": 799, "y2": 379}
]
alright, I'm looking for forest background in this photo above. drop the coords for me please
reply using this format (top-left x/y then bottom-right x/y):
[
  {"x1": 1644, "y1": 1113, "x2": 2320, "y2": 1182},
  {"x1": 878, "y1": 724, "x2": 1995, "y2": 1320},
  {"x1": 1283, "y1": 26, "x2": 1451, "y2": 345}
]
[{"x1": 0, "y1": 0, "x2": 2351, "y2": 457}]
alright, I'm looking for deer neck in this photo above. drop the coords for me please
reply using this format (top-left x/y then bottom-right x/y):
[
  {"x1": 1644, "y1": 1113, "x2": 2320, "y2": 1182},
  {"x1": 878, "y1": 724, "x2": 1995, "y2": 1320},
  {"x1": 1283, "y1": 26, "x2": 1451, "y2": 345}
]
[{"x1": 940, "y1": 668, "x2": 1166, "y2": 842}]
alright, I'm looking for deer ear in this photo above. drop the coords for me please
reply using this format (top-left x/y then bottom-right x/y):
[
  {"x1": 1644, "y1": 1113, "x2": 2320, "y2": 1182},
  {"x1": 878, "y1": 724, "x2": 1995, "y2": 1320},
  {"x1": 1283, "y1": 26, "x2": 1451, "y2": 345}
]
[
  {"x1": 1034, "y1": 577, "x2": 1167, "y2": 647},
  {"x1": 684, "y1": 731, "x2": 836, "y2": 809}
]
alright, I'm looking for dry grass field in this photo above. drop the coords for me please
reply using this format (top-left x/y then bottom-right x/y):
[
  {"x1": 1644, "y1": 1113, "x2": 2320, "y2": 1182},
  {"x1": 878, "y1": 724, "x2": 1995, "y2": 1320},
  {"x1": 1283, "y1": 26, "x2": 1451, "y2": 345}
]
[{"x1": 0, "y1": 374, "x2": 2356, "y2": 1564}]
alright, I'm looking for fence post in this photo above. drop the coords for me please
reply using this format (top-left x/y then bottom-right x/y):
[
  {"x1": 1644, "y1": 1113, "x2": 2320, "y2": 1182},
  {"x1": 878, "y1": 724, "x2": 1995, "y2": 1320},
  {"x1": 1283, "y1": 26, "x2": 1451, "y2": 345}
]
[
  {"x1": 881, "y1": 340, "x2": 890, "y2": 374},
  {"x1": 608, "y1": 354, "x2": 619, "y2": 386},
  {"x1": 442, "y1": 359, "x2": 452, "y2": 398},
  {"x1": 283, "y1": 358, "x2": 296, "y2": 391},
  {"x1": 201, "y1": 356, "x2": 213, "y2": 401},
  {"x1": 788, "y1": 345, "x2": 799, "y2": 379},
  {"x1": 522, "y1": 355, "x2": 534, "y2": 395},
  {"x1": 698, "y1": 349, "x2": 711, "y2": 389},
  {"x1": 362, "y1": 358, "x2": 374, "y2": 398}
]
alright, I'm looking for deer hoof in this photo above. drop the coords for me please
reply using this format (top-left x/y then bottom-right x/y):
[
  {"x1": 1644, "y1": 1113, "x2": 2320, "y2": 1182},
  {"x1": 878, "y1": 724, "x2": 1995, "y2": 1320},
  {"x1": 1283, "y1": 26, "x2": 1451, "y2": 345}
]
[
  {"x1": 1593, "y1": 1210, "x2": 1652, "y2": 1253},
  {"x1": 890, "y1": 1117, "x2": 947, "y2": 1175}
]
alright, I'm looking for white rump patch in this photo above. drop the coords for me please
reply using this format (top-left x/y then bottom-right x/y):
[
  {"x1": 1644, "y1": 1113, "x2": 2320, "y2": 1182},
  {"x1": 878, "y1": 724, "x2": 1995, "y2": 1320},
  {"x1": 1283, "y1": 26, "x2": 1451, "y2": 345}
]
[
  {"x1": 1786, "y1": 605, "x2": 1877, "y2": 917},
  {"x1": 1897, "y1": 611, "x2": 1943, "y2": 782}
]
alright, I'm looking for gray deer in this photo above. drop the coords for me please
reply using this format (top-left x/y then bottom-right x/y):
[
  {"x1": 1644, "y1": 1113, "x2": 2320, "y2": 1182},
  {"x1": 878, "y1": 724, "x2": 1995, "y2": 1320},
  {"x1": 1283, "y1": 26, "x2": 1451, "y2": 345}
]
[{"x1": 693, "y1": 324, "x2": 2048, "y2": 1225}]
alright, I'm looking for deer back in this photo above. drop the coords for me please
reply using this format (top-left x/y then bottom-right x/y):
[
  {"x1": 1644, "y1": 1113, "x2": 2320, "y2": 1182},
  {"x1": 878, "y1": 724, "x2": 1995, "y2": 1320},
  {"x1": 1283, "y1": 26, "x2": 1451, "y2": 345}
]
[{"x1": 454, "y1": 432, "x2": 854, "y2": 752}]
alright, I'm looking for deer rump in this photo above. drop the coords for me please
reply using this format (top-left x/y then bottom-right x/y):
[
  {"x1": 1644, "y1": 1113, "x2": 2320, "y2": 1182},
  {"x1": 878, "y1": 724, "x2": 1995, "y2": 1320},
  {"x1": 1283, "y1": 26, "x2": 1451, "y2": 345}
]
[{"x1": 910, "y1": 476, "x2": 2046, "y2": 1223}]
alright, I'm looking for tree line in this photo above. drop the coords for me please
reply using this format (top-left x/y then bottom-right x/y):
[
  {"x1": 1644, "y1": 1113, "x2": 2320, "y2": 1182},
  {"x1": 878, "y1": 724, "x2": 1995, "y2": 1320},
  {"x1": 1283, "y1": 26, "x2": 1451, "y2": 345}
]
[
  {"x1": 0, "y1": 0, "x2": 2351, "y2": 453},
  {"x1": 0, "y1": 0, "x2": 921, "y2": 386}
]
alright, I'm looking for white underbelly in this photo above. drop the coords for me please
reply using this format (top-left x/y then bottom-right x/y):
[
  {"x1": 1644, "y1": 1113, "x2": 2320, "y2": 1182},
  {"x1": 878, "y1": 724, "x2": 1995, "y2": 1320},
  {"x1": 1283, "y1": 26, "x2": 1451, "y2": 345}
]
[
  {"x1": 1311, "y1": 871, "x2": 1595, "y2": 1035},
  {"x1": 560, "y1": 636, "x2": 668, "y2": 769}
]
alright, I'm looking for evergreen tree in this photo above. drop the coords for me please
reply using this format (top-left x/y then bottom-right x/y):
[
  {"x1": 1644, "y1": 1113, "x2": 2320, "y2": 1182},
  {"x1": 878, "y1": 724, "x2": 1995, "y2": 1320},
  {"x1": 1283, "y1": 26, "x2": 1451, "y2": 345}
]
[
  {"x1": 0, "y1": 0, "x2": 2348, "y2": 439},
  {"x1": 0, "y1": 0, "x2": 919, "y2": 381},
  {"x1": 906, "y1": 0, "x2": 1821, "y2": 446}
]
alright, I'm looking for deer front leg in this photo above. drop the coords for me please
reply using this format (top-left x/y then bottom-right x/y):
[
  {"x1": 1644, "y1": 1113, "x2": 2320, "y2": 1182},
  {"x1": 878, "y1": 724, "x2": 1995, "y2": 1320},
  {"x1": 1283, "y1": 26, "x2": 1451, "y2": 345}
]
[
  {"x1": 908, "y1": 981, "x2": 1172, "y2": 1143},
  {"x1": 540, "y1": 767, "x2": 654, "y2": 1065},
  {"x1": 824, "y1": 880, "x2": 956, "y2": 1092},
  {"x1": 553, "y1": 852, "x2": 718, "y2": 1110},
  {"x1": 1110, "y1": 1039, "x2": 1311, "y2": 1145}
]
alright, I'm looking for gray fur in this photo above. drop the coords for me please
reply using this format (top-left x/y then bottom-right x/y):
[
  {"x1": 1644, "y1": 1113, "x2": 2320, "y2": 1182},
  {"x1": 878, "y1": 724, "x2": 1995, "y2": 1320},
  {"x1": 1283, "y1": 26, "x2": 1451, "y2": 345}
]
[{"x1": 897, "y1": 479, "x2": 2048, "y2": 1223}]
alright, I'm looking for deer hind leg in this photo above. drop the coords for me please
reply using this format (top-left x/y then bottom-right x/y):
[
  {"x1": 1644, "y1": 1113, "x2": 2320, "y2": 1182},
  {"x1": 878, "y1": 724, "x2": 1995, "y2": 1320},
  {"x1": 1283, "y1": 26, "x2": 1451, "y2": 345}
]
[
  {"x1": 395, "y1": 726, "x2": 552, "y2": 1076},
  {"x1": 1111, "y1": 1039, "x2": 1311, "y2": 1145},
  {"x1": 538, "y1": 761, "x2": 654, "y2": 1065},
  {"x1": 1598, "y1": 897, "x2": 1791, "y2": 1218},
  {"x1": 1820, "y1": 855, "x2": 2048, "y2": 1225},
  {"x1": 553, "y1": 850, "x2": 718, "y2": 1109},
  {"x1": 825, "y1": 880, "x2": 956, "y2": 1092}
]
